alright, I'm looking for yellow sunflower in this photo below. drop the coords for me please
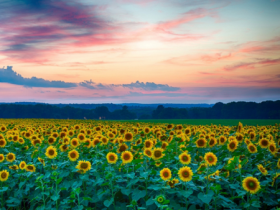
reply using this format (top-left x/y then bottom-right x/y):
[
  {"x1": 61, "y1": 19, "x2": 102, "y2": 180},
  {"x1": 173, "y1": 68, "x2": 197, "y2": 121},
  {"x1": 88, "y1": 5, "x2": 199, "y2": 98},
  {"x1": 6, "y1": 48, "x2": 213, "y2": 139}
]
[
  {"x1": 76, "y1": 160, "x2": 91, "y2": 173},
  {"x1": 77, "y1": 133, "x2": 86, "y2": 142},
  {"x1": 6, "y1": 152, "x2": 16, "y2": 162},
  {"x1": 0, "y1": 154, "x2": 4, "y2": 162},
  {"x1": 259, "y1": 138, "x2": 269, "y2": 148},
  {"x1": 277, "y1": 159, "x2": 280, "y2": 169},
  {"x1": 209, "y1": 137, "x2": 217, "y2": 147},
  {"x1": 117, "y1": 143, "x2": 128, "y2": 153},
  {"x1": 124, "y1": 132, "x2": 133, "y2": 142},
  {"x1": 179, "y1": 152, "x2": 191, "y2": 165},
  {"x1": 247, "y1": 143, "x2": 258, "y2": 153},
  {"x1": 70, "y1": 138, "x2": 80, "y2": 148},
  {"x1": 143, "y1": 148, "x2": 153, "y2": 158},
  {"x1": 178, "y1": 166, "x2": 193, "y2": 182},
  {"x1": 257, "y1": 164, "x2": 268, "y2": 176},
  {"x1": 38, "y1": 157, "x2": 45, "y2": 166},
  {"x1": 144, "y1": 139, "x2": 153, "y2": 149},
  {"x1": 0, "y1": 170, "x2": 9, "y2": 182},
  {"x1": 152, "y1": 148, "x2": 165, "y2": 160},
  {"x1": 9, "y1": 165, "x2": 19, "y2": 170},
  {"x1": 195, "y1": 138, "x2": 207, "y2": 148},
  {"x1": 268, "y1": 143, "x2": 277, "y2": 154},
  {"x1": 219, "y1": 136, "x2": 227, "y2": 145},
  {"x1": 160, "y1": 168, "x2": 172, "y2": 181},
  {"x1": 121, "y1": 151, "x2": 133, "y2": 164},
  {"x1": 227, "y1": 140, "x2": 238, "y2": 152},
  {"x1": 204, "y1": 152, "x2": 218, "y2": 166},
  {"x1": 19, "y1": 161, "x2": 26, "y2": 170},
  {"x1": 242, "y1": 177, "x2": 261, "y2": 194},
  {"x1": 0, "y1": 139, "x2": 6, "y2": 148},
  {"x1": 45, "y1": 146, "x2": 58, "y2": 159},
  {"x1": 25, "y1": 164, "x2": 36, "y2": 172},
  {"x1": 68, "y1": 149, "x2": 79, "y2": 161},
  {"x1": 106, "y1": 152, "x2": 118, "y2": 164}
]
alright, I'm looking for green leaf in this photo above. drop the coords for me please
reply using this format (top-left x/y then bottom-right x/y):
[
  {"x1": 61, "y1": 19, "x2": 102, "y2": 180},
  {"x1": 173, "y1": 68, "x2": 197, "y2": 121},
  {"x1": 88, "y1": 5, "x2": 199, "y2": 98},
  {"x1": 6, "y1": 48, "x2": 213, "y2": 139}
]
[
  {"x1": 147, "y1": 185, "x2": 162, "y2": 190},
  {"x1": 127, "y1": 172, "x2": 135, "y2": 179},
  {"x1": 197, "y1": 190, "x2": 214, "y2": 205},
  {"x1": 121, "y1": 188, "x2": 131, "y2": 196},
  {"x1": 56, "y1": 177, "x2": 63, "y2": 185},
  {"x1": 0, "y1": 187, "x2": 8, "y2": 192},
  {"x1": 51, "y1": 194, "x2": 60, "y2": 201},
  {"x1": 179, "y1": 189, "x2": 193, "y2": 199},
  {"x1": 104, "y1": 198, "x2": 114, "y2": 207},
  {"x1": 132, "y1": 189, "x2": 146, "y2": 201},
  {"x1": 146, "y1": 198, "x2": 154, "y2": 206}
]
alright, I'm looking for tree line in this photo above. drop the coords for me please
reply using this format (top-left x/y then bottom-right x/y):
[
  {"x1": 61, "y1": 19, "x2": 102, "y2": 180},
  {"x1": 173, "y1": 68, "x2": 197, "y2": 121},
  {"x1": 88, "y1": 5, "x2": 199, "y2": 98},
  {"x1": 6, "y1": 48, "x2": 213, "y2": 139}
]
[{"x1": 0, "y1": 100, "x2": 279, "y2": 119}]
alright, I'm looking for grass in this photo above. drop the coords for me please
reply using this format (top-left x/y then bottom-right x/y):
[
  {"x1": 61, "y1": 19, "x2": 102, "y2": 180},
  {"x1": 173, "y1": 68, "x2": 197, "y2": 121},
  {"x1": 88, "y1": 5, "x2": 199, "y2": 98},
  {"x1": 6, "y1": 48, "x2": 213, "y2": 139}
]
[{"x1": 111, "y1": 119, "x2": 280, "y2": 126}]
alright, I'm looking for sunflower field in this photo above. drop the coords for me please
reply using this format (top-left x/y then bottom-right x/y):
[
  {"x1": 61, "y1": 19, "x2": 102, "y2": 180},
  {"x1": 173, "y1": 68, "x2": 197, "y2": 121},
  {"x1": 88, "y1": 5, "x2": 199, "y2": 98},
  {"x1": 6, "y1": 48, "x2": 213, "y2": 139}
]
[{"x1": 0, "y1": 119, "x2": 279, "y2": 210}]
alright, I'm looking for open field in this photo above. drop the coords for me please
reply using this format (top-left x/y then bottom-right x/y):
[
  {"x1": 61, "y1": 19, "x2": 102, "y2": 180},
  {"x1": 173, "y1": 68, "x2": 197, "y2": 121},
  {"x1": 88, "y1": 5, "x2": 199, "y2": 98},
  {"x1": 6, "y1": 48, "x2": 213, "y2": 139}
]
[
  {"x1": 0, "y1": 119, "x2": 279, "y2": 210},
  {"x1": 116, "y1": 119, "x2": 280, "y2": 126}
]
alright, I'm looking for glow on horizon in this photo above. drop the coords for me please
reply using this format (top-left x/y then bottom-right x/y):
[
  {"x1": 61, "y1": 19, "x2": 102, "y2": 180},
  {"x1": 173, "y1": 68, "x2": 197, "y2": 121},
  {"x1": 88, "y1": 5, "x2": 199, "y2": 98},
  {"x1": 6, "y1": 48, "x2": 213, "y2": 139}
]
[{"x1": 0, "y1": 0, "x2": 280, "y2": 103}]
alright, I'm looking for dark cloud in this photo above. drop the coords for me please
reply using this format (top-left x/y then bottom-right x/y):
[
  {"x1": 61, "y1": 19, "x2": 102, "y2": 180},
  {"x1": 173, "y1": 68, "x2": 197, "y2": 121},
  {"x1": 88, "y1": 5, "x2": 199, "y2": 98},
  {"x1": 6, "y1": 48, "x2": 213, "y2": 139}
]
[
  {"x1": 79, "y1": 80, "x2": 96, "y2": 89},
  {"x1": 118, "y1": 81, "x2": 180, "y2": 91},
  {"x1": 0, "y1": 66, "x2": 77, "y2": 88}
]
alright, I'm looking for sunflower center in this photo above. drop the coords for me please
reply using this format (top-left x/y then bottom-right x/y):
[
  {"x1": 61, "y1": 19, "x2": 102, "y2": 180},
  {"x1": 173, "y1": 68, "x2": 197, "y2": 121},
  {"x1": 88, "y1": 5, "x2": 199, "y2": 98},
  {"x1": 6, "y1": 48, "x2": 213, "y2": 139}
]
[
  {"x1": 7, "y1": 154, "x2": 13, "y2": 160},
  {"x1": 230, "y1": 143, "x2": 235, "y2": 149},
  {"x1": 198, "y1": 140, "x2": 204, "y2": 146},
  {"x1": 27, "y1": 166, "x2": 33, "y2": 170},
  {"x1": 183, "y1": 171, "x2": 189, "y2": 177},
  {"x1": 1, "y1": 173, "x2": 7, "y2": 179},
  {"x1": 183, "y1": 156, "x2": 188, "y2": 161},
  {"x1": 70, "y1": 153, "x2": 76, "y2": 158},
  {"x1": 146, "y1": 142, "x2": 151, "y2": 147},
  {"x1": 0, "y1": 141, "x2": 4, "y2": 146},
  {"x1": 249, "y1": 181, "x2": 255, "y2": 188},
  {"x1": 154, "y1": 151, "x2": 162, "y2": 158},
  {"x1": 81, "y1": 163, "x2": 88, "y2": 169},
  {"x1": 124, "y1": 154, "x2": 130, "y2": 160},
  {"x1": 109, "y1": 155, "x2": 115, "y2": 161},
  {"x1": 208, "y1": 157, "x2": 213, "y2": 162},
  {"x1": 163, "y1": 172, "x2": 169, "y2": 177},
  {"x1": 48, "y1": 150, "x2": 55, "y2": 156},
  {"x1": 262, "y1": 141, "x2": 268, "y2": 146}
]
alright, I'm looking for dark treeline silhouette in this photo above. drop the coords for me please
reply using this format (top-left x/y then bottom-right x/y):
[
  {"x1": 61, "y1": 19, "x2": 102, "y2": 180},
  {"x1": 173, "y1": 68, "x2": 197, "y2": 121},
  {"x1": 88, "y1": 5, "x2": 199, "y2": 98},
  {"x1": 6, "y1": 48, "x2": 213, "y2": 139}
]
[
  {"x1": 149, "y1": 100, "x2": 280, "y2": 119},
  {"x1": 0, "y1": 104, "x2": 136, "y2": 119},
  {"x1": 0, "y1": 100, "x2": 279, "y2": 119}
]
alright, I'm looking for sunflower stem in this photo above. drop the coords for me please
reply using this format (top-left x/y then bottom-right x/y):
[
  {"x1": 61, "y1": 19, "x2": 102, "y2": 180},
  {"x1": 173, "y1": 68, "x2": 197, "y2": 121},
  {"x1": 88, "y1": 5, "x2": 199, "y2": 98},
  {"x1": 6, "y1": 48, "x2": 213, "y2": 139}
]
[{"x1": 1, "y1": 182, "x2": 4, "y2": 208}]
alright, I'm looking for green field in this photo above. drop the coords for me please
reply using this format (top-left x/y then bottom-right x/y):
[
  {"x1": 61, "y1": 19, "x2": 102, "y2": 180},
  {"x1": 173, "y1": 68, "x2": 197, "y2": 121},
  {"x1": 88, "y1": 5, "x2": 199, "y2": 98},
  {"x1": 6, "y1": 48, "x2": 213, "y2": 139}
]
[{"x1": 114, "y1": 119, "x2": 280, "y2": 126}]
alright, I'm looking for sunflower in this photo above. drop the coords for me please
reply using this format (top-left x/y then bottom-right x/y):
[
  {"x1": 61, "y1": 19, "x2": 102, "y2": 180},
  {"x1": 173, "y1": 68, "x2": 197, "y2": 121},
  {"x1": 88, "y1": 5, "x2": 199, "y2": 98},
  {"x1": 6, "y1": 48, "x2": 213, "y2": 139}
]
[
  {"x1": 277, "y1": 159, "x2": 280, "y2": 169},
  {"x1": 25, "y1": 164, "x2": 36, "y2": 172},
  {"x1": 107, "y1": 132, "x2": 115, "y2": 139},
  {"x1": 160, "y1": 168, "x2": 172, "y2": 181},
  {"x1": 242, "y1": 177, "x2": 261, "y2": 194},
  {"x1": 83, "y1": 139, "x2": 91, "y2": 148},
  {"x1": 259, "y1": 138, "x2": 269, "y2": 148},
  {"x1": 236, "y1": 133, "x2": 244, "y2": 143},
  {"x1": 9, "y1": 165, "x2": 18, "y2": 170},
  {"x1": 209, "y1": 137, "x2": 217, "y2": 147},
  {"x1": 101, "y1": 136, "x2": 109, "y2": 145},
  {"x1": 144, "y1": 127, "x2": 151, "y2": 134},
  {"x1": 0, "y1": 170, "x2": 9, "y2": 182},
  {"x1": 18, "y1": 138, "x2": 25, "y2": 144},
  {"x1": 19, "y1": 161, "x2": 26, "y2": 170},
  {"x1": 257, "y1": 164, "x2": 268, "y2": 176},
  {"x1": 124, "y1": 132, "x2": 133, "y2": 142},
  {"x1": 179, "y1": 152, "x2": 191, "y2": 165},
  {"x1": 219, "y1": 136, "x2": 227, "y2": 145},
  {"x1": 0, "y1": 125, "x2": 7, "y2": 132},
  {"x1": 204, "y1": 152, "x2": 218, "y2": 166},
  {"x1": 38, "y1": 157, "x2": 45, "y2": 166},
  {"x1": 205, "y1": 170, "x2": 220, "y2": 181},
  {"x1": 6, "y1": 152, "x2": 16, "y2": 162},
  {"x1": 272, "y1": 173, "x2": 280, "y2": 187},
  {"x1": 268, "y1": 143, "x2": 277, "y2": 154},
  {"x1": 70, "y1": 138, "x2": 80, "y2": 148},
  {"x1": 0, "y1": 154, "x2": 4, "y2": 162},
  {"x1": 144, "y1": 139, "x2": 153, "y2": 149},
  {"x1": 152, "y1": 148, "x2": 165, "y2": 160},
  {"x1": 59, "y1": 144, "x2": 69, "y2": 152},
  {"x1": 143, "y1": 148, "x2": 153, "y2": 158},
  {"x1": 32, "y1": 139, "x2": 42, "y2": 147},
  {"x1": 245, "y1": 139, "x2": 251, "y2": 145},
  {"x1": 117, "y1": 143, "x2": 128, "y2": 153},
  {"x1": 155, "y1": 161, "x2": 162, "y2": 167},
  {"x1": 45, "y1": 146, "x2": 58, "y2": 159},
  {"x1": 0, "y1": 139, "x2": 7, "y2": 148},
  {"x1": 166, "y1": 124, "x2": 174, "y2": 130},
  {"x1": 68, "y1": 149, "x2": 79, "y2": 161},
  {"x1": 195, "y1": 138, "x2": 207, "y2": 148},
  {"x1": 161, "y1": 142, "x2": 169, "y2": 150},
  {"x1": 155, "y1": 195, "x2": 166, "y2": 204},
  {"x1": 92, "y1": 138, "x2": 100, "y2": 148},
  {"x1": 227, "y1": 140, "x2": 238, "y2": 152},
  {"x1": 247, "y1": 143, "x2": 258, "y2": 153},
  {"x1": 77, "y1": 133, "x2": 86, "y2": 142},
  {"x1": 121, "y1": 151, "x2": 133, "y2": 164},
  {"x1": 76, "y1": 160, "x2": 91, "y2": 173},
  {"x1": 167, "y1": 178, "x2": 179, "y2": 188},
  {"x1": 178, "y1": 166, "x2": 193, "y2": 182},
  {"x1": 249, "y1": 132, "x2": 256, "y2": 141},
  {"x1": 106, "y1": 152, "x2": 118, "y2": 164},
  {"x1": 237, "y1": 122, "x2": 243, "y2": 132},
  {"x1": 197, "y1": 164, "x2": 207, "y2": 175}
]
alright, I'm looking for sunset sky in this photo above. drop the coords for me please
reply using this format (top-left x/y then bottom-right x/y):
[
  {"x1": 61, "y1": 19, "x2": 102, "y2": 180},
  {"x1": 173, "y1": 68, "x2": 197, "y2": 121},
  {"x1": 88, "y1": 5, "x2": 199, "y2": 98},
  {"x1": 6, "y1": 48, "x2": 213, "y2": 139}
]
[{"x1": 0, "y1": 0, "x2": 280, "y2": 104}]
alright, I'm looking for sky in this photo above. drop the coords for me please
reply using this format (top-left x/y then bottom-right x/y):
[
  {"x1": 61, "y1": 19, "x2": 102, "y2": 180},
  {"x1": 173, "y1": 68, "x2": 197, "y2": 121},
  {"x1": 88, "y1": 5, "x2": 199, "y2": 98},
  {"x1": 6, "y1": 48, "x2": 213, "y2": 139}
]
[{"x1": 0, "y1": 0, "x2": 280, "y2": 104}]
